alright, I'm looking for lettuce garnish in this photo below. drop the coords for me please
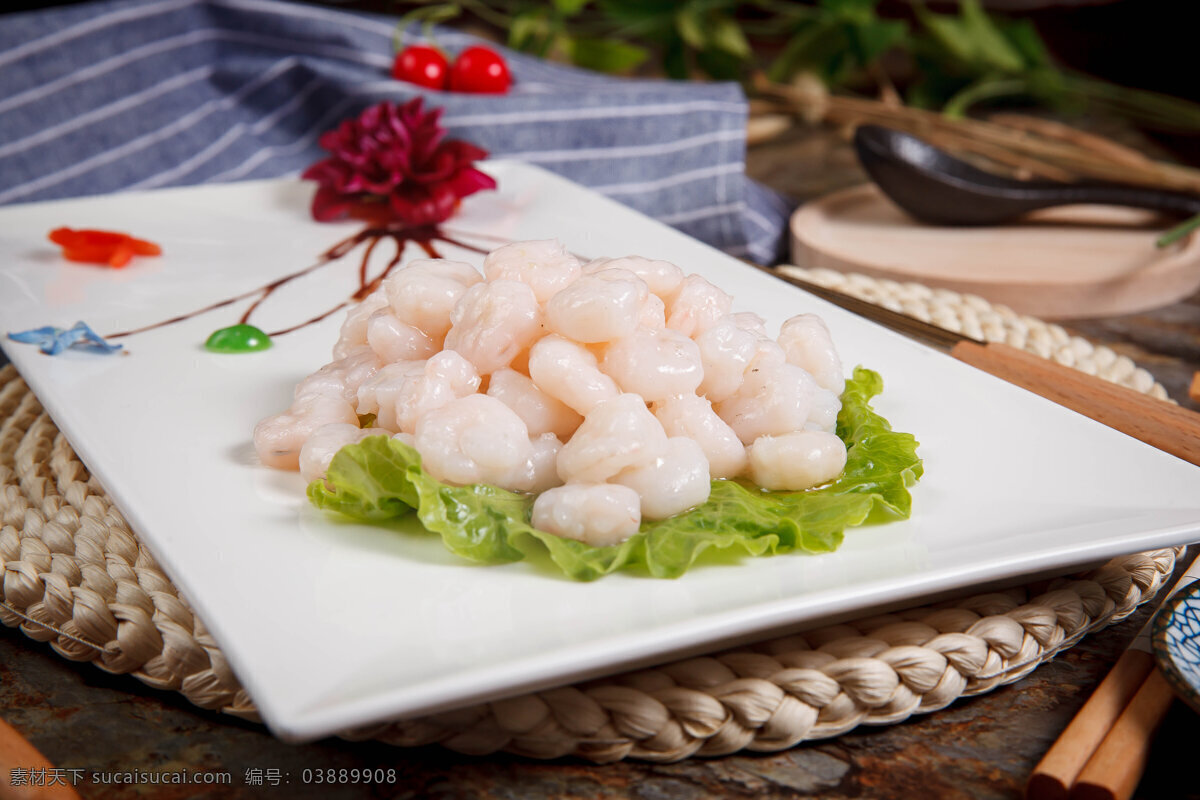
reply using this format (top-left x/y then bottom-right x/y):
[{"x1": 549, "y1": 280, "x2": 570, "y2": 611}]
[{"x1": 308, "y1": 367, "x2": 922, "y2": 580}]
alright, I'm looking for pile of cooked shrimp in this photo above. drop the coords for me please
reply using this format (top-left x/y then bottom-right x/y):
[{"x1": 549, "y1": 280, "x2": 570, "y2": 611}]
[{"x1": 254, "y1": 240, "x2": 847, "y2": 547}]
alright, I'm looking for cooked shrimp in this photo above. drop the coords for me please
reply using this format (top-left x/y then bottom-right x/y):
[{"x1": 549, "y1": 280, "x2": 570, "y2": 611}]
[
  {"x1": 745, "y1": 430, "x2": 847, "y2": 491},
  {"x1": 444, "y1": 279, "x2": 543, "y2": 375},
  {"x1": 293, "y1": 362, "x2": 351, "y2": 403},
  {"x1": 639, "y1": 293, "x2": 667, "y2": 330},
  {"x1": 601, "y1": 326, "x2": 703, "y2": 402},
  {"x1": 341, "y1": 346, "x2": 385, "y2": 401},
  {"x1": 531, "y1": 483, "x2": 642, "y2": 547},
  {"x1": 253, "y1": 392, "x2": 359, "y2": 471},
  {"x1": 356, "y1": 360, "x2": 424, "y2": 431},
  {"x1": 556, "y1": 393, "x2": 668, "y2": 483},
  {"x1": 581, "y1": 266, "x2": 646, "y2": 290},
  {"x1": 694, "y1": 318, "x2": 757, "y2": 403},
  {"x1": 576, "y1": 267, "x2": 666, "y2": 329},
  {"x1": 483, "y1": 239, "x2": 581, "y2": 303},
  {"x1": 653, "y1": 394, "x2": 747, "y2": 479},
  {"x1": 392, "y1": 350, "x2": 481, "y2": 434},
  {"x1": 296, "y1": 345, "x2": 381, "y2": 406},
  {"x1": 714, "y1": 360, "x2": 816, "y2": 444},
  {"x1": 613, "y1": 436, "x2": 711, "y2": 519},
  {"x1": 544, "y1": 273, "x2": 642, "y2": 343},
  {"x1": 333, "y1": 288, "x2": 389, "y2": 359},
  {"x1": 383, "y1": 259, "x2": 481, "y2": 339},
  {"x1": 527, "y1": 334, "x2": 620, "y2": 415},
  {"x1": 729, "y1": 311, "x2": 767, "y2": 336},
  {"x1": 749, "y1": 338, "x2": 787, "y2": 372},
  {"x1": 366, "y1": 309, "x2": 438, "y2": 364},
  {"x1": 413, "y1": 394, "x2": 532, "y2": 487},
  {"x1": 299, "y1": 423, "x2": 377, "y2": 483},
  {"x1": 508, "y1": 432, "x2": 564, "y2": 494},
  {"x1": 806, "y1": 386, "x2": 842, "y2": 433},
  {"x1": 585, "y1": 255, "x2": 684, "y2": 301},
  {"x1": 666, "y1": 274, "x2": 732, "y2": 338},
  {"x1": 486, "y1": 368, "x2": 582, "y2": 440},
  {"x1": 778, "y1": 314, "x2": 845, "y2": 395}
]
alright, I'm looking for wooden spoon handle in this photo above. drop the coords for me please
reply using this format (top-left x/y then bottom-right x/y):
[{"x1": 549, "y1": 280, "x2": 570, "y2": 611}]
[
  {"x1": 950, "y1": 340, "x2": 1200, "y2": 467},
  {"x1": 0, "y1": 717, "x2": 81, "y2": 800}
]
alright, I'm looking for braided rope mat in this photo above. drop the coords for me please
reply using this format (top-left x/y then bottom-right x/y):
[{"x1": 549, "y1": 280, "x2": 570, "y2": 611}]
[{"x1": 0, "y1": 269, "x2": 1182, "y2": 763}]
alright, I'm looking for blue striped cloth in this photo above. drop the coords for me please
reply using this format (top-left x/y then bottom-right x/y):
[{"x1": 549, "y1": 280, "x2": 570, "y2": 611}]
[{"x1": 0, "y1": 0, "x2": 792, "y2": 267}]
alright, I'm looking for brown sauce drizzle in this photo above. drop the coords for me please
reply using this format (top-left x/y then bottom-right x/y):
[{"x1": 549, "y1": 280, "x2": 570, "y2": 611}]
[{"x1": 107, "y1": 224, "x2": 491, "y2": 340}]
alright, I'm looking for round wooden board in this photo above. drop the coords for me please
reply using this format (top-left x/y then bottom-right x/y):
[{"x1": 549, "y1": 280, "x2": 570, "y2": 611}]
[{"x1": 790, "y1": 183, "x2": 1200, "y2": 320}]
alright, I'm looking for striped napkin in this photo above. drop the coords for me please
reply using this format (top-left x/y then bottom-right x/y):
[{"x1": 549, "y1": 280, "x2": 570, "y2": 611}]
[{"x1": 0, "y1": 0, "x2": 791, "y2": 267}]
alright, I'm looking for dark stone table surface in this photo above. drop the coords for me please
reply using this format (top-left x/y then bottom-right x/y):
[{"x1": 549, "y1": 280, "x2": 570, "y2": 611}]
[{"x1": 3, "y1": 124, "x2": 1199, "y2": 799}]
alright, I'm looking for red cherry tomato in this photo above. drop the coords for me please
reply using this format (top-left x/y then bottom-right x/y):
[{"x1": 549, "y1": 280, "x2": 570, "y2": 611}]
[
  {"x1": 449, "y1": 46, "x2": 511, "y2": 94},
  {"x1": 391, "y1": 44, "x2": 449, "y2": 90}
]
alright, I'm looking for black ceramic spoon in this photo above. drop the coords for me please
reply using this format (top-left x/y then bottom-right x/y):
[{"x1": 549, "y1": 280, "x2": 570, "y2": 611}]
[{"x1": 853, "y1": 125, "x2": 1200, "y2": 226}]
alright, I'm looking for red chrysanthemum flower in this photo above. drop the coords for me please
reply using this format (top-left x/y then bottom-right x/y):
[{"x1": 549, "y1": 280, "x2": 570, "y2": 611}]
[{"x1": 301, "y1": 98, "x2": 496, "y2": 227}]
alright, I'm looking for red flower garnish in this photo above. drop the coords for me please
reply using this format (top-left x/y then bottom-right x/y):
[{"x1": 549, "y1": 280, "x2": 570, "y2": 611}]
[
  {"x1": 301, "y1": 98, "x2": 496, "y2": 227},
  {"x1": 49, "y1": 228, "x2": 162, "y2": 268}
]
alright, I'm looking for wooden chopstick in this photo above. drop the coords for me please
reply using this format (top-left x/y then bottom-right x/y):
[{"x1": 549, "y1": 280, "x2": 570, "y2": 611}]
[
  {"x1": 951, "y1": 341, "x2": 1200, "y2": 467},
  {"x1": 1069, "y1": 670, "x2": 1177, "y2": 800},
  {"x1": 1025, "y1": 650, "x2": 1155, "y2": 800},
  {"x1": 1026, "y1": 552, "x2": 1200, "y2": 800}
]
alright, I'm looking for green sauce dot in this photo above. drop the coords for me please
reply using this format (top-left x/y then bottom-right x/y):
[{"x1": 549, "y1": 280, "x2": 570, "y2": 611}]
[{"x1": 205, "y1": 324, "x2": 272, "y2": 353}]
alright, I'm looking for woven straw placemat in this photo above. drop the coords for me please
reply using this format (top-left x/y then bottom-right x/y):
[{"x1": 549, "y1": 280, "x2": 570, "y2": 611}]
[{"x1": 0, "y1": 268, "x2": 1181, "y2": 763}]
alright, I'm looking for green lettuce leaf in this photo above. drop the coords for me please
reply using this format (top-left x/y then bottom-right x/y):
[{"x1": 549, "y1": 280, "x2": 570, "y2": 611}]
[{"x1": 308, "y1": 366, "x2": 922, "y2": 581}]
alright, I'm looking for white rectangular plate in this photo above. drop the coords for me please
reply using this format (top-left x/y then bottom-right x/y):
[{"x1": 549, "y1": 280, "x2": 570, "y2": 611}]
[{"x1": 2, "y1": 162, "x2": 1199, "y2": 742}]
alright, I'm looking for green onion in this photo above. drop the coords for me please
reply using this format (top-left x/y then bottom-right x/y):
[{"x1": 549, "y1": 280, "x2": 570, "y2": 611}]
[{"x1": 1157, "y1": 213, "x2": 1200, "y2": 248}]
